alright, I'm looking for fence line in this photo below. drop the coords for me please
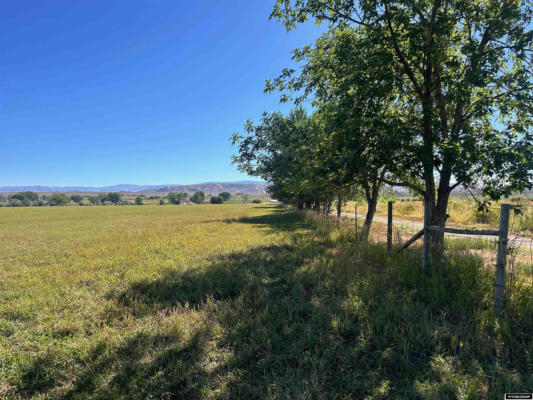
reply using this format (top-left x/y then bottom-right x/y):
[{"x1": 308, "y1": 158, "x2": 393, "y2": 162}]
[{"x1": 390, "y1": 201, "x2": 510, "y2": 313}]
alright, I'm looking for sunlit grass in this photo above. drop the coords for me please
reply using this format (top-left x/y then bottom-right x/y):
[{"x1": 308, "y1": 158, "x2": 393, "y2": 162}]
[{"x1": 0, "y1": 204, "x2": 531, "y2": 399}]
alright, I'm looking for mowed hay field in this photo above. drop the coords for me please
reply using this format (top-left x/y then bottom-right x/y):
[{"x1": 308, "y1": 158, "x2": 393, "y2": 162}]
[{"x1": 1, "y1": 205, "x2": 532, "y2": 399}]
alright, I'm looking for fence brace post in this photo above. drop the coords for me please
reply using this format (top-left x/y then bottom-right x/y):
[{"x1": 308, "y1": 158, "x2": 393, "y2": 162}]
[
  {"x1": 387, "y1": 201, "x2": 393, "y2": 252},
  {"x1": 494, "y1": 203, "x2": 510, "y2": 314},
  {"x1": 422, "y1": 201, "x2": 431, "y2": 269}
]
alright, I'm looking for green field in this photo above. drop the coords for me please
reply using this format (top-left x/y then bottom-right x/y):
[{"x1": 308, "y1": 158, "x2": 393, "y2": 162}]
[{"x1": 1, "y1": 205, "x2": 531, "y2": 399}]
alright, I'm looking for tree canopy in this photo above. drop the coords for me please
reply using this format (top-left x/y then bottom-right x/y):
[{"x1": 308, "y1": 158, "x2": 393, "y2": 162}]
[
  {"x1": 191, "y1": 191, "x2": 205, "y2": 204},
  {"x1": 261, "y1": 0, "x2": 533, "y2": 250}
]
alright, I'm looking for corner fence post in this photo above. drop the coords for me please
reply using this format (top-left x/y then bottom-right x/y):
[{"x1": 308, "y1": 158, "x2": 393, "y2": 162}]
[
  {"x1": 422, "y1": 201, "x2": 431, "y2": 269},
  {"x1": 495, "y1": 203, "x2": 510, "y2": 314},
  {"x1": 387, "y1": 201, "x2": 393, "y2": 252},
  {"x1": 355, "y1": 204, "x2": 358, "y2": 241}
]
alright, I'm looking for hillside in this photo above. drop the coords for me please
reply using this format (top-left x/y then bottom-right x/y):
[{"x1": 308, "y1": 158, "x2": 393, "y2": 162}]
[
  {"x1": 0, "y1": 182, "x2": 267, "y2": 195},
  {"x1": 139, "y1": 182, "x2": 266, "y2": 196}
]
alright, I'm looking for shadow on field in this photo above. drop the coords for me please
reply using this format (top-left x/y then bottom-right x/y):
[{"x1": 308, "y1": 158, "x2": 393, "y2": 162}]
[
  {"x1": 33, "y1": 210, "x2": 532, "y2": 399},
  {"x1": 221, "y1": 207, "x2": 308, "y2": 233}
]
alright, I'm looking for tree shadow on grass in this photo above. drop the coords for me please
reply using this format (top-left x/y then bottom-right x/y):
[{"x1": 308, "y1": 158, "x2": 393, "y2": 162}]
[
  {"x1": 29, "y1": 217, "x2": 531, "y2": 399},
  {"x1": 221, "y1": 207, "x2": 309, "y2": 233}
]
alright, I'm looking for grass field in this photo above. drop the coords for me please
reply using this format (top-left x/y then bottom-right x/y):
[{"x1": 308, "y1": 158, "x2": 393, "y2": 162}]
[{"x1": 1, "y1": 204, "x2": 532, "y2": 399}]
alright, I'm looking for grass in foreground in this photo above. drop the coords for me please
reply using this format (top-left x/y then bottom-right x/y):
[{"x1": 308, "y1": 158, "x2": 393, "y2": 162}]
[{"x1": 0, "y1": 204, "x2": 532, "y2": 399}]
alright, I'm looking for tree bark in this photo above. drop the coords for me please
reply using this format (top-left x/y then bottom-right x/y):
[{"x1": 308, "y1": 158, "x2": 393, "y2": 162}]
[
  {"x1": 361, "y1": 175, "x2": 382, "y2": 238},
  {"x1": 362, "y1": 198, "x2": 377, "y2": 238}
]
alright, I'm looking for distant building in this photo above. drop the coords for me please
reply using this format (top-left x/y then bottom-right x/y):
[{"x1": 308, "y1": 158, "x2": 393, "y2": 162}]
[
  {"x1": 268, "y1": 199, "x2": 280, "y2": 204},
  {"x1": 179, "y1": 200, "x2": 195, "y2": 205}
]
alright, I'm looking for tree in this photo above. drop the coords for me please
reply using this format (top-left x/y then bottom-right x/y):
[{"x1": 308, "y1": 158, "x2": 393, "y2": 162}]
[
  {"x1": 218, "y1": 192, "x2": 232, "y2": 201},
  {"x1": 270, "y1": 0, "x2": 533, "y2": 252},
  {"x1": 10, "y1": 191, "x2": 38, "y2": 203},
  {"x1": 233, "y1": 108, "x2": 360, "y2": 222},
  {"x1": 135, "y1": 196, "x2": 143, "y2": 205},
  {"x1": 168, "y1": 192, "x2": 187, "y2": 204},
  {"x1": 210, "y1": 196, "x2": 223, "y2": 204},
  {"x1": 159, "y1": 199, "x2": 166, "y2": 205},
  {"x1": 191, "y1": 191, "x2": 205, "y2": 204},
  {"x1": 48, "y1": 193, "x2": 70, "y2": 206},
  {"x1": 88, "y1": 196, "x2": 100, "y2": 205},
  {"x1": 105, "y1": 192, "x2": 121, "y2": 204},
  {"x1": 71, "y1": 194, "x2": 83, "y2": 203}
]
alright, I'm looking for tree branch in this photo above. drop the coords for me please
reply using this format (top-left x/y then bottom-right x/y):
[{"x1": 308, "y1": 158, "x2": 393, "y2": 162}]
[{"x1": 379, "y1": 177, "x2": 426, "y2": 196}]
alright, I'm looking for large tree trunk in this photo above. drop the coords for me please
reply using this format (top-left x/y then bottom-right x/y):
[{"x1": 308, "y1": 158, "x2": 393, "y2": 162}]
[
  {"x1": 429, "y1": 169, "x2": 453, "y2": 254},
  {"x1": 361, "y1": 173, "x2": 383, "y2": 238},
  {"x1": 362, "y1": 198, "x2": 377, "y2": 238}
]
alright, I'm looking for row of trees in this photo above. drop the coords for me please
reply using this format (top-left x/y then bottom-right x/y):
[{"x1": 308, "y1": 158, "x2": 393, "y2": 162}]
[
  {"x1": 1, "y1": 192, "x2": 73, "y2": 207},
  {"x1": 233, "y1": 0, "x2": 532, "y2": 254},
  {"x1": 0, "y1": 190, "x2": 238, "y2": 207}
]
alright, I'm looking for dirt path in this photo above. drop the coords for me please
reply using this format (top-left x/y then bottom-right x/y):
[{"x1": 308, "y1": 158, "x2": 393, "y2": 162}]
[{"x1": 340, "y1": 212, "x2": 533, "y2": 248}]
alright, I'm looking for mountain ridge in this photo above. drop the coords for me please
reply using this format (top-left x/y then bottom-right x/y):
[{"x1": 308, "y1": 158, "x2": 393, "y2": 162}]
[{"x1": 0, "y1": 181, "x2": 267, "y2": 195}]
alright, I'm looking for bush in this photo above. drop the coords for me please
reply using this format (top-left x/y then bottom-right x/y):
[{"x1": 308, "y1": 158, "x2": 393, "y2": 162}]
[
  {"x1": 159, "y1": 199, "x2": 166, "y2": 205},
  {"x1": 135, "y1": 197, "x2": 144, "y2": 205},
  {"x1": 251, "y1": 199, "x2": 262, "y2": 203},
  {"x1": 210, "y1": 196, "x2": 223, "y2": 204}
]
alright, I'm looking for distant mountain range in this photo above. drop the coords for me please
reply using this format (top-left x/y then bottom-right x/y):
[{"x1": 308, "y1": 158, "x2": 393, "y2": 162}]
[
  {"x1": 0, "y1": 182, "x2": 267, "y2": 195},
  {"x1": 139, "y1": 182, "x2": 266, "y2": 196}
]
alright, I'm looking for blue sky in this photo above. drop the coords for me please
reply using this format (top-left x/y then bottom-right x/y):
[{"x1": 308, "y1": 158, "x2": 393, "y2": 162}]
[{"x1": 0, "y1": 1, "x2": 323, "y2": 186}]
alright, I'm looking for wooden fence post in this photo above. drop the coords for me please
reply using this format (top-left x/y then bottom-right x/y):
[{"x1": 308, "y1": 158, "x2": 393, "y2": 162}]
[
  {"x1": 387, "y1": 201, "x2": 393, "y2": 252},
  {"x1": 494, "y1": 203, "x2": 510, "y2": 314},
  {"x1": 422, "y1": 201, "x2": 431, "y2": 269},
  {"x1": 355, "y1": 204, "x2": 358, "y2": 241}
]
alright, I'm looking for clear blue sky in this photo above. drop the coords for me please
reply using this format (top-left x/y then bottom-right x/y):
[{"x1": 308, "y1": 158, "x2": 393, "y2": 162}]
[{"x1": 0, "y1": 1, "x2": 323, "y2": 186}]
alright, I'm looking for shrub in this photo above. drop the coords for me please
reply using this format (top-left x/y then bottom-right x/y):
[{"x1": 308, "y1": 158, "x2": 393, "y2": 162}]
[
  {"x1": 252, "y1": 199, "x2": 262, "y2": 203},
  {"x1": 135, "y1": 197, "x2": 144, "y2": 205},
  {"x1": 210, "y1": 196, "x2": 223, "y2": 204},
  {"x1": 159, "y1": 199, "x2": 166, "y2": 205}
]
